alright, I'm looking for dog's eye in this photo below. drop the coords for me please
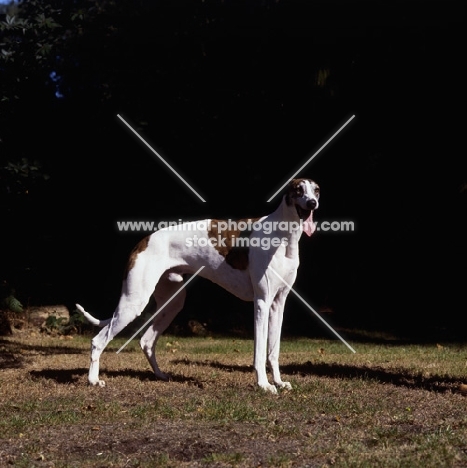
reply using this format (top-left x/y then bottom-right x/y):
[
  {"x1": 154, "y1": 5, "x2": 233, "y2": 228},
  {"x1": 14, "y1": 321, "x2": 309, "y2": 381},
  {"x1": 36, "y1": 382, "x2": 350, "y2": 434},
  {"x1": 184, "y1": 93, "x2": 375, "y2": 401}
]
[{"x1": 315, "y1": 188, "x2": 320, "y2": 197}]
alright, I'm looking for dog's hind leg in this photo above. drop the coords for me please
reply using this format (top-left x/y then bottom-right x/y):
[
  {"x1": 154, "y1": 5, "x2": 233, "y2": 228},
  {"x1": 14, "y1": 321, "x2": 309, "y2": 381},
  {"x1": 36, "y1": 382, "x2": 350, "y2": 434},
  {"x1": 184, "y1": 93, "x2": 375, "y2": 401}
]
[
  {"x1": 139, "y1": 273, "x2": 186, "y2": 381},
  {"x1": 88, "y1": 301, "x2": 150, "y2": 387},
  {"x1": 88, "y1": 264, "x2": 166, "y2": 387}
]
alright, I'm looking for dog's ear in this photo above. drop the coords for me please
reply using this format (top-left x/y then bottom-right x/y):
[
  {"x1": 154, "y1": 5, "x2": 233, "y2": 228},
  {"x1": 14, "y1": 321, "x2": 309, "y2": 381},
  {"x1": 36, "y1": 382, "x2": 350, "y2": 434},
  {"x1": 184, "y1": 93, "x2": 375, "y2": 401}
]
[
  {"x1": 286, "y1": 179, "x2": 299, "y2": 191},
  {"x1": 285, "y1": 179, "x2": 301, "y2": 205},
  {"x1": 286, "y1": 179, "x2": 297, "y2": 189},
  {"x1": 284, "y1": 178, "x2": 317, "y2": 205}
]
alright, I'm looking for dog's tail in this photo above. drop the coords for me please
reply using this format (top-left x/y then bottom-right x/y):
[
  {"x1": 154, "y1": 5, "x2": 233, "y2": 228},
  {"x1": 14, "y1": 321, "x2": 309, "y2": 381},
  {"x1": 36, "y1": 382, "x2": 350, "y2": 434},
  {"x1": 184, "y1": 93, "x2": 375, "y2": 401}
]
[{"x1": 75, "y1": 304, "x2": 112, "y2": 327}]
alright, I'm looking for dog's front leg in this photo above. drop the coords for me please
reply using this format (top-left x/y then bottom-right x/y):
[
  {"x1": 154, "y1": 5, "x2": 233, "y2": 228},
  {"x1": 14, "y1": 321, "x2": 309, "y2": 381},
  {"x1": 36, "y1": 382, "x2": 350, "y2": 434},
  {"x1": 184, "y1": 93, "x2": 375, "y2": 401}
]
[
  {"x1": 268, "y1": 293, "x2": 292, "y2": 390},
  {"x1": 254, "y1": 297, "x2": 277, "y2": 394}
]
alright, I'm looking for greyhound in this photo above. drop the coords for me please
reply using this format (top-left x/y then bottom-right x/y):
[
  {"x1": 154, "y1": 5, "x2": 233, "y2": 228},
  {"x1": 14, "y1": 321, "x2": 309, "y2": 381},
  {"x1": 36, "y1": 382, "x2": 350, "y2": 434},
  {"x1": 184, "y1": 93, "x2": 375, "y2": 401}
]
[{"x1": 77, "y1": 178, "x2": 319, "y2": 393}]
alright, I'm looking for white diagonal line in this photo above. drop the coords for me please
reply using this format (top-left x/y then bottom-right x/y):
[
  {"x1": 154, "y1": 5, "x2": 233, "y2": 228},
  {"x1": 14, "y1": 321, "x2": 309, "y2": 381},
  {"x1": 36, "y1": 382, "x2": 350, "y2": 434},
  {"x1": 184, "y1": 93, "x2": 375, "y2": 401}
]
[
  {"x1": 116, "y1": 113, "x2": 355, "y2": 351},
  {"x1": 116, "y1": 266, "x2": 205, "y2": 354},
  {"x1": 269, "y1": 266, "x2": 356, "y2": 353},
  {"x1": 117, "y1": 114, "x2": 207, "y2": 202},
  {"x1": 266, "y1": 114, "x2": 356, "y2": 202}
]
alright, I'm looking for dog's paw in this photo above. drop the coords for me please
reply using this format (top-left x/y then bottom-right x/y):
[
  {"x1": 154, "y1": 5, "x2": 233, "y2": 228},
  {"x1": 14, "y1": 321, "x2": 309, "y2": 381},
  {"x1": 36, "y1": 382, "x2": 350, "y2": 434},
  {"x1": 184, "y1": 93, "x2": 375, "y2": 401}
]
[
  {"x1": 276, "y1": 381, "x2": 292, "y2": 391},
  {"x1": 155, "y1": 371, "x2": 170, "y2": 382},
  {"x1": 89, "y1": 379, "x2": 106, "y2": 388},
  {"x1": 258, "y1": 382, "x2": 278, "y2": 394}
]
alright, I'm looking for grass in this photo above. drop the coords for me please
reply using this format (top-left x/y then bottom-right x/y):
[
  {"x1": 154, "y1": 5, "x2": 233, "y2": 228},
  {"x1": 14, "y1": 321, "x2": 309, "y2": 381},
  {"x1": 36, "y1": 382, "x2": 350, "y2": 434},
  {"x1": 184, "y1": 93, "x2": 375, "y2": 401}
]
[{"x1": 1, "y1": 331, "x2": 467, "y2": 467}]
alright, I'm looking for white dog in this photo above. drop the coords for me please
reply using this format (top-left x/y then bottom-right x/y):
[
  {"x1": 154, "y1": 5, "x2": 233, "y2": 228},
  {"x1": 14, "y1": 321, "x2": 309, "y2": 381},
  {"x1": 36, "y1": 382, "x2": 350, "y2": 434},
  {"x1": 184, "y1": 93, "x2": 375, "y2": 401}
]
[{"x1": 77, "y1": 178, "x2": 319, "y2": 393}]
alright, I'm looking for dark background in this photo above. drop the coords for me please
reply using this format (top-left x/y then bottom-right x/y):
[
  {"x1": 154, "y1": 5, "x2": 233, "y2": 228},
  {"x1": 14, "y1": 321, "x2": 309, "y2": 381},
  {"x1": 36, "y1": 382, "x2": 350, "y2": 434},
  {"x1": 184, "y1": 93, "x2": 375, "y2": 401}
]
[{"x1": 1, "y1": 0, "x2": 466, "y2": 339}]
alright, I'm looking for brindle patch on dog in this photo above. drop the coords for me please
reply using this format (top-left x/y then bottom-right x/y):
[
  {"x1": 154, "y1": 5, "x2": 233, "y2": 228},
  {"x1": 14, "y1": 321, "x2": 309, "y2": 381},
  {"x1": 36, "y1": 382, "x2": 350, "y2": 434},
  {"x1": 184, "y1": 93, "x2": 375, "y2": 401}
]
[
  {"x1": 208, "y1": 218, "x2": 260, "y2": 270},
  {"x1": 124, "y1": 235, "x2": 150, "y2": 278}
]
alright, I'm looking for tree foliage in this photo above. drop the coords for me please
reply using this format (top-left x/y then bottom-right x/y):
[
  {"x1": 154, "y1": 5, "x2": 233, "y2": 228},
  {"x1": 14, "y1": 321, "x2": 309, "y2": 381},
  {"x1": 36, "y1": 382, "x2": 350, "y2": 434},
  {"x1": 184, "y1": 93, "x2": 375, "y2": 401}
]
[
  {"x1": 1, "y1": 1, "x2": 62, "y2": 113},
  {"x1": 1, "y1": 1, "x2": 61, "y2": 197},
  {"x1": 0, "y1": 0, "x2": 121, "y2": 197}
]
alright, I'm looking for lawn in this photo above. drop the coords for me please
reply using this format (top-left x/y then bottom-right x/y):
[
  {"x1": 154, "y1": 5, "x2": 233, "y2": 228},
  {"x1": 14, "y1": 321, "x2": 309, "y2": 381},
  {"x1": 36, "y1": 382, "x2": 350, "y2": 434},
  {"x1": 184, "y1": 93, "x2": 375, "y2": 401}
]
[{"x1": 1, "y1": 329, "x2": 467, "y2": 467}]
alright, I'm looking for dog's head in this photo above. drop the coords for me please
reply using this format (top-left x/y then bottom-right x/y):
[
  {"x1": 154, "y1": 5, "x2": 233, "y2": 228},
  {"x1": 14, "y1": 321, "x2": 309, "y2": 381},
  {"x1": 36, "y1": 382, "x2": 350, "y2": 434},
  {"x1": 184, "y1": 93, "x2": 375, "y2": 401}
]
[{"x1": 285, "y1": 178, "x2": 320, "y2": 236}]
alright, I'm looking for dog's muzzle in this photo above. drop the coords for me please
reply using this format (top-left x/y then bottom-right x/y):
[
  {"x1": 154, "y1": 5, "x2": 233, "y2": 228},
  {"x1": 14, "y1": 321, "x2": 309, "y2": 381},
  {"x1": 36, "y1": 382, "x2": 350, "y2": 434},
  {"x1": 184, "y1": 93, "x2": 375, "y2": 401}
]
[
  {"x1": 307, "y1": 199, "x2": 317, "y2": 210},
  {"x1": 296, "y1": 199, "x2": 317, "y2": 220},
  {"x1": 295, "y1": 198, "x2": 318, "y2": 237}
]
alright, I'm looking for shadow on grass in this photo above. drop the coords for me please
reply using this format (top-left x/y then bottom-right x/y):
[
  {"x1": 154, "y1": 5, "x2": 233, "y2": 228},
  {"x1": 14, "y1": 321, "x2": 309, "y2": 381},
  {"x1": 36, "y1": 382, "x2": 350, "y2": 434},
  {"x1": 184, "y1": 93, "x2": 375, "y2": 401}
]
[
  {"x1": 29, "y1": 367, "x2": 202, "y2": 386},
  {"x1": 171, "y1": 359, "x2": 464, "y2": 394},
  {"x1": 0, "y1": 338, "x2": 85, "y2": 370},
  {"x1": 29, "y1": 368, "x2": 88, "y2": 384},
  {"x1": 282, "y1": 361, "x2": 463, "y2": 394},
  {"x1": 28, "y1": 359, "x2": 464, "y2": 394},
  {"x1": 0, "y1": 338, "x2": 87, "y2": 355},
  {"x1": 0, "y1": 350, "x2": 25, "y2": 369}
]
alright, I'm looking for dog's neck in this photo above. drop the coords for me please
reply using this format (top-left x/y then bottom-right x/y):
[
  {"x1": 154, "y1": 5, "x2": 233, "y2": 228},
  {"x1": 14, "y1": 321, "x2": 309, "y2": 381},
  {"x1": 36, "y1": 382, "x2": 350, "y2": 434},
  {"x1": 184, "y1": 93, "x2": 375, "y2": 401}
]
[{"x1": 266, "y1": 195, "x2": 304, "y2": 259}]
